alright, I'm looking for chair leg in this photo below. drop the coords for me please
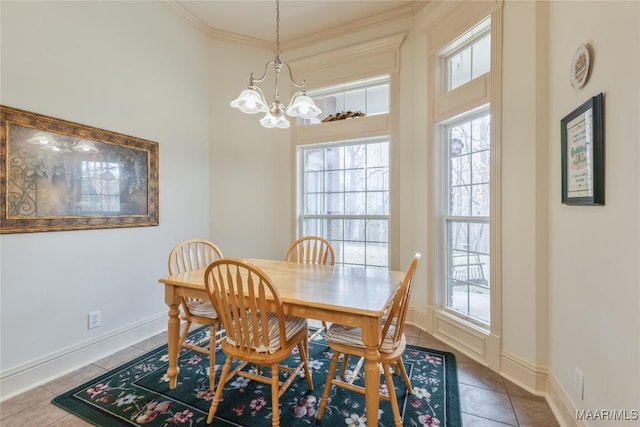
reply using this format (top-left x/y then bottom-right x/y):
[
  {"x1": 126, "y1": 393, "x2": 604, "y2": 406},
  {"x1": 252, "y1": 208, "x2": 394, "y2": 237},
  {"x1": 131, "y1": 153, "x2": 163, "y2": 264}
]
[
  {"x1": 396, "y1": 359, "x2": 413, "y2": 394},
  {"x1": 297, "y1": 341, "x2": 314, "y2": 390},
  {"x1": 178, "y1": 320, "x2": 192, "y2": 349},
  {"x1": 339, "y1": 354, "x2": 349, "y2": 378},
  {"x1": 271, "y1": 363, "x2": 280, "y2": 427},
  {"x1": 213, "y1": 322, "x2": 225, "y2": 345},
  {"x1": 309, "y1": 321, "x2": 330, "y2": 343},
  {"x1": 317, "y1": 350, "x2": 341, "y2": 421},
  {"x1": 383, "y1": 363, "x2": 402, "y2": 427},
  {"x1": 208, "y1": 325, "x2": 216, "y2": 390},
  {"x1": 207, "y1": 356, "x2": 232, "y2": 424}
]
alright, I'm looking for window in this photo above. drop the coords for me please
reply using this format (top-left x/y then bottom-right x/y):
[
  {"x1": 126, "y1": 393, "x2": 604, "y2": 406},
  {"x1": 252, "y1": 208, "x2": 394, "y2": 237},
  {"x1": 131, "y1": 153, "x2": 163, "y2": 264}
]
[
  {"x1": 444, "y1": 112, "x2": 490, "y2": 323},
  {"x1": 445, "y1": 19, "x2": 491, "y2": 91},
  {"x1": 300, "y1": 75, "x2": 390, "y2": 126},
  {"x1": 438, "y1": 18, "x2": 492, "y2": 327},
  {"x1": 298, "y1": 137, "x2": 390, "y2": 268}
]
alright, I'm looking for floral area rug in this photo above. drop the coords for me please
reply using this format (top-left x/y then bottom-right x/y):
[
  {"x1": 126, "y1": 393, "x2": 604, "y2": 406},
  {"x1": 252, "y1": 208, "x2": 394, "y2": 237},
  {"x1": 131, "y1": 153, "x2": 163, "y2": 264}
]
[{"x1": 52, "y1": 327, "x2": 460, "y2": 426}]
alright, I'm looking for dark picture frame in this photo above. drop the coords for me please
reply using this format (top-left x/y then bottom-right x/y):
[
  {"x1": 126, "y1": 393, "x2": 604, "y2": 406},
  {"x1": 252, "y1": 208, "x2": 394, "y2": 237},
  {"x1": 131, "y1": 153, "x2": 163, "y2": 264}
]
[
  {"x1": 1, "y1": 106, "x2": 159, "y2": 233},
  {"x1": 561, "y1": 93, "x2": 604, "y2": 205}
]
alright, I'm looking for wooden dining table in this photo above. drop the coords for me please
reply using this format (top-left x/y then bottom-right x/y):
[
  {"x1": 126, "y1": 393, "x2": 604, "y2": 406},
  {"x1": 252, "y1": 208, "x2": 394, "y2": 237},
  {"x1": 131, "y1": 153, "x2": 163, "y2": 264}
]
[{"x1": 158, "y1": 258, "x2": 406, "y2": 424}]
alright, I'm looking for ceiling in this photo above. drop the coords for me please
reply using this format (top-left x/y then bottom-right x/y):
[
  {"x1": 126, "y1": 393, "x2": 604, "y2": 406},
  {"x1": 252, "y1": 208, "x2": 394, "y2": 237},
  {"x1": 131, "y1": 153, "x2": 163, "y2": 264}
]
[{"x1": 173, "y1": 1, "x2": 425, "y2": 49}]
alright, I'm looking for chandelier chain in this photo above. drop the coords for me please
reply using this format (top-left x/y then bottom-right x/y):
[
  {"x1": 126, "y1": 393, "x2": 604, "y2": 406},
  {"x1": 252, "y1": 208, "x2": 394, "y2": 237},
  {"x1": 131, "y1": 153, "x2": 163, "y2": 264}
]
[{"x1": 275, "y1": 0, "x2": 280, "y2": 60}]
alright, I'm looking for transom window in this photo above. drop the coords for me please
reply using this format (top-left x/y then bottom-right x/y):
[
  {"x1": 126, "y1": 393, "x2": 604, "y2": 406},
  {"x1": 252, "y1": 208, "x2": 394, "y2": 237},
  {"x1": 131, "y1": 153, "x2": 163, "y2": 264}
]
[
  {"x1": 298, "y1": 137, "x2": 389, "y2": 268},
  {"x1": 445, "y1": 19, "x2": 491, "y2": 91},
  {"x1": 300, "y1": 75, "x2": 390, "y2": 126}
]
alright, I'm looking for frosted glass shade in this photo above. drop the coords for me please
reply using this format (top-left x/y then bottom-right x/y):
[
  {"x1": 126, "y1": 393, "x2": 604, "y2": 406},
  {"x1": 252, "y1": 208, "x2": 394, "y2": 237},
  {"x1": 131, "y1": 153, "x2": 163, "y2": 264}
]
[
  {"x1": 230, "y1": 89, "x2": 269, "y2": 114},
  {"x1": 260, "y1": 112, "x2": 290, "y2": 129},
  {"x1": 286, "y1": 94, "x2": 322, "y2": 119}
]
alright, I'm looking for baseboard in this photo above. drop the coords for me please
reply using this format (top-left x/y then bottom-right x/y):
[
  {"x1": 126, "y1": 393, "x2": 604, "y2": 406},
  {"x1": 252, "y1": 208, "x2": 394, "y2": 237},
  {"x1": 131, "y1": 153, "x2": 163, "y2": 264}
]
[
  {"x1": 548, "y1": 373, "x2": 583, "y2": 427},
  {"x1": 500, "y1": 350, "x2": 549, "y2": 395},
  {"x1": 0, "y1": 313, "x2": 167, "y2": 402},
  {"x1": 406, "y1": 307, "x2": 431, "y2": 332},
  {"x1": 408, "y1": 308, "x2": 580, "y2": 427}
]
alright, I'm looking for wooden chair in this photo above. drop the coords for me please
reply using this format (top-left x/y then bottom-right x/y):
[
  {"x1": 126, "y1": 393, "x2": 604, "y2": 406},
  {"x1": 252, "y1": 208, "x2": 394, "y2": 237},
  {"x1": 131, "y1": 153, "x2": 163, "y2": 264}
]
[
  {"x1": 167, "y1": 239, "x2": 224, "y2": 390},
  {"x1": 316, "y1": 253, "x2": 421, "y2": 427},
  {"x1": 284, "y1": 236, "x2": 335, "y2": 266},
  {"x1": 204, "y1": 259, "x2": 314, "y2": 426},
  {"x1": 284, "y1": 236, "x2": 335, "y2": 341}
]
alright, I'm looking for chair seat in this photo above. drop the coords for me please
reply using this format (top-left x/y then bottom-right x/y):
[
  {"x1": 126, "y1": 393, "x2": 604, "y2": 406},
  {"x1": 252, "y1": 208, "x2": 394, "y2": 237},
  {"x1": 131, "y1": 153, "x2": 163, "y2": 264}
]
[
  {"x1": 185, "y1": 299, "x2": 218, "y2": 319},
  {"x1": 225, "y1": 312, "x2": 308, "y2": 353},
  {"x1": 325, "y1": 322, "x2": 400, "y2": 353}
]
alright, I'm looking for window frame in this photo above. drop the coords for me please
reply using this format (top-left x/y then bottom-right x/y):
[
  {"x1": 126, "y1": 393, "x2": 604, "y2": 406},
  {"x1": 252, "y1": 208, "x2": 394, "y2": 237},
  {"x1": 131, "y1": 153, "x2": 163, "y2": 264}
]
[
  {"x1": 425, "y1": 3, "x2": 503, "y2": 367},
  {"x1": 297, "y1": 136, "x2": 392, "y2": 268},
  {"x1": 289, "y1": 34, "x2": 403, "y2": 269},
  {"x1": 440, "y1": 106, "x2": 491, "y2": 326}
]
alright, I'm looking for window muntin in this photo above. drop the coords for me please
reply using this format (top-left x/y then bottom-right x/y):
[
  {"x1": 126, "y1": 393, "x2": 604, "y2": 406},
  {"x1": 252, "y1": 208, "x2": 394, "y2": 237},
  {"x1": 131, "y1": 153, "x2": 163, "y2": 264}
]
[
  {"x1": 300, "y1": 75, "x2": 390, "y2": 126},
  {"x1": 299, "y1": 138, "x2": 390, "y2": 268}
]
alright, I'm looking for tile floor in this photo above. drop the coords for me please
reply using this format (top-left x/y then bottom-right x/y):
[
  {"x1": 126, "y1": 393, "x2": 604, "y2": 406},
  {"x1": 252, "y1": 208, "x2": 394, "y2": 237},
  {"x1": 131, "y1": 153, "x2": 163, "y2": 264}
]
[{"x1": 0, "y1": 325, "x2": 560, "y2": 426}]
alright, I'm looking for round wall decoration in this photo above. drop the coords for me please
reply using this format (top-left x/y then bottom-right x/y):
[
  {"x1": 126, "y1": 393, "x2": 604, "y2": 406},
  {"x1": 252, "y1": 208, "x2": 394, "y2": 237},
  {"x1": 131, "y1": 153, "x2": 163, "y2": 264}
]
[{"x1": 570, "y1": 44, "x2": 590, "y2": 89}]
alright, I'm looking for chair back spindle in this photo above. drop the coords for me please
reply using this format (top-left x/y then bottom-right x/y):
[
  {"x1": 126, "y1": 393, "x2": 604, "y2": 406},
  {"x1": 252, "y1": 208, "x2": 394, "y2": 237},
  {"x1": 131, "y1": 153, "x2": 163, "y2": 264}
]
[
  {"x1": 169, "y1": 239, "x2": 223, "y2": 275},
  {"x1": 206, "y1": 259, "x2": 287, "y2": 353},
  {"x1": 285, "y1": 236, "x2": 335, "y2": 265}
]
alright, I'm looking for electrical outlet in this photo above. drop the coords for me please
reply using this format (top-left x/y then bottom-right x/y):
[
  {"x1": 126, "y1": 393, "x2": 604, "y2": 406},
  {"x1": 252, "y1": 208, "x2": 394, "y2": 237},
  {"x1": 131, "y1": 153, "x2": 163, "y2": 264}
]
[
  {"x1": 574, "y1": 367, "x2": 584, "y2": 400},
  {"x1": 88, "y1": 311, "x2": 101, "y2": 329}
]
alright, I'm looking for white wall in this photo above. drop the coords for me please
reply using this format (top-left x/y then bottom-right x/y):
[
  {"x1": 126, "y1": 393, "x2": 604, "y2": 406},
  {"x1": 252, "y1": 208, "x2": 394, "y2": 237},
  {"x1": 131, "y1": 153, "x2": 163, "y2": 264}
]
[
  {"x1": 209, "y1": 40, "x2": 293, "y2": 260},
  {"x1": 0, "y1": 1, "x2": 211, "y2": 399},
  {"x1": 501, "y1": 0, "x2": 550, "y2": 377},
  {"x1": 547, "y1": 1, "x2": 640, "y2": 423},
  {"x1": 501, "y1": 1, "x2": 640, "y2": 421}
]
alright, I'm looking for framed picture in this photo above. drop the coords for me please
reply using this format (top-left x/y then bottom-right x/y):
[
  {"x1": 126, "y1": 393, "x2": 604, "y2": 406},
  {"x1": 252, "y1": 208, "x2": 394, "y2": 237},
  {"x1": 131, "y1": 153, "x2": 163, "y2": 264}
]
[
  {"x1": 1, "y1": 105, "x2": 159, "y2": 233},
  {"x1": 561, "y1": 93, "x2": 604, "y2": 205}
]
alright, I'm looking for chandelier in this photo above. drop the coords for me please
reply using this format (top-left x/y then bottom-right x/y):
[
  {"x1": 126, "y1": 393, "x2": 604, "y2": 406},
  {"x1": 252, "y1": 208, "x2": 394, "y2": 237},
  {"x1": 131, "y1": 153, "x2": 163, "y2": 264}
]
[{"x1": 230, "y1": 0, "x2": 322, "y2": 129}]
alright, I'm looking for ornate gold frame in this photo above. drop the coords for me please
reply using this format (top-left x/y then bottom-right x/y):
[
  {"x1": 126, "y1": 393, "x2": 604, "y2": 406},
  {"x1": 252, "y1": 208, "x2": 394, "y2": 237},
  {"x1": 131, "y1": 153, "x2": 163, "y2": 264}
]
[{"x1": 1, "y1": 106, "x2": 159, "y2": 233}]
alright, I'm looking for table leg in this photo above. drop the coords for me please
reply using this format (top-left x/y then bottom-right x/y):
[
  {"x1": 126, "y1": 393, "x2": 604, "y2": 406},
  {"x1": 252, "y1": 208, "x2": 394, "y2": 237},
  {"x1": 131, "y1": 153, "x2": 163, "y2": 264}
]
[
  {"x1": 165, "y1": 286, "x2": 181, "y2": 389},
  {"x1": 361, "y1": 317, "x2": 381, "y2": 425}
]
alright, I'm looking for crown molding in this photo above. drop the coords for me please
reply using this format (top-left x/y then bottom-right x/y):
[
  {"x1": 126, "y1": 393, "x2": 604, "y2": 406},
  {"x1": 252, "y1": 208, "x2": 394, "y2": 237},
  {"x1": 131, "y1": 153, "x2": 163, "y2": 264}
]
[
  {"x1": 161, "y1": 0, "x2": 212, "y2": 36},
  {"x1": 207, "y1": 27, "x2": 274, "y2": 52},
  {"x1": 280, "y1": 2, "x2": 426, "y2": 52},
  {"x1": 289, "y1": 33, "x2": 406, "y2": 75},
  {"x1": 161, "y1": 0, "x2": 273, "y2": 51},
  {"x1": 162, "y1": 0, "x2": 426, "y2": 52}
]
